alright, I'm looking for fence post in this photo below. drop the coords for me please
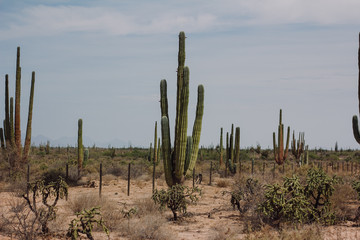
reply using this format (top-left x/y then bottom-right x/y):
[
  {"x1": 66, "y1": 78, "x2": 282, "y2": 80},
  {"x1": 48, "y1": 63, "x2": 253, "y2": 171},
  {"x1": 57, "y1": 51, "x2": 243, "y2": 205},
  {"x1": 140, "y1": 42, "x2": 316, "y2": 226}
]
[
  {"x1": 209, "y1": 162, "x2": 212, "y2": 185},
  {"x1": 127, "y1": 163, "x2": 131, "y2": 196},
  {"x1": 99, "y1": 163, "x2": 102, "y2": 198},
  {"x1": 273, "y1": 163, "x2": 275, "y2": 179},
  {"x1": 193, "y1": 168, "x2": 195, "y2": 188}
]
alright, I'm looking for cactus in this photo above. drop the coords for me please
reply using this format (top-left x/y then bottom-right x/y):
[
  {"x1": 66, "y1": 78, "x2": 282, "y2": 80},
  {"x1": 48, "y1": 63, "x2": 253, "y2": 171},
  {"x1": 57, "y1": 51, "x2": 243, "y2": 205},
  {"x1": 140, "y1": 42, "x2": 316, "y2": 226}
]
[
  {"x1": 352, "y1": 33, "x2": 360, "y2": 144},
  {"x1": 160, "y1": 31, "x2": 204, "y2": 187},
  {"x1": 1, "y1": 47, "x2": 35, "y2": 171},
  {"x1": 234, "y1": 127, "x2": 240, "y2": 163},
  {"x1": 226, "y1": 125, "x2": 240, "y2": 174},
  {"x1": 219, "y1": 127, "x2": 223, "y2": 166},
  {"x1": 273, "y1": 109, "x2": 290, "y2": 165},
  {"x1": 23, "y1": 71, "x2": 35, "y2": 161},
  {"x1": 291, "y1": 131, "x2": 305, "y2": 160},
  {"x1": 78, "y1": 119, "x2": 83, "y2": 178},
  {"x1": 153, "y1": 121, "x2": 158, "y2": 163},
  {"x1": 303, "y1": 145, "x2": 309, "y2": 165},
  {"x1": 84, "y1": 148, "x2": 89, "y2": 167}
]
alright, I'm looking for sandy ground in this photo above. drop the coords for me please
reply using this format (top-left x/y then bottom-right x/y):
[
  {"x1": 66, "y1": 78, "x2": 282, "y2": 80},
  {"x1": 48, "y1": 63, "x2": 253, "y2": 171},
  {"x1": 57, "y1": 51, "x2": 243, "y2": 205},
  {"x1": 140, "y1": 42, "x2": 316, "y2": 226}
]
[{"x1": 1, "y1": 175, "x2": 360, "y2": 240}]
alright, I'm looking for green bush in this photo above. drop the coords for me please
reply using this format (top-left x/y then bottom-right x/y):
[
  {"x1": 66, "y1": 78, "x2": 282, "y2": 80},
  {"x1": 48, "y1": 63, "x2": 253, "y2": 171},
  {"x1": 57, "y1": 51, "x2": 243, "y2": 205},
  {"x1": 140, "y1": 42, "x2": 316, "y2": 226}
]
[
  {"x1": 258, "y1": 168, "x2": 338, "y2": 225},
  {"x1": 152, "y1": 184, "x2": 201, "y2": 220}
]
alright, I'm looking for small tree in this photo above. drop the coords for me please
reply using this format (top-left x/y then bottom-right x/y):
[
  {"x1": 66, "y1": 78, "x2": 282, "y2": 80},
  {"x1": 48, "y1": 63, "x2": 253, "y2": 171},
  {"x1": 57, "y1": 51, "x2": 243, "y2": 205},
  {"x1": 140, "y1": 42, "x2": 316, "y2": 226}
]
[
  {"x1": 22, "y1": 176, "x2": 68, "y2": 234},
  {"x1": 152, "y1": 184, "x2": 201, "y2": 220}
]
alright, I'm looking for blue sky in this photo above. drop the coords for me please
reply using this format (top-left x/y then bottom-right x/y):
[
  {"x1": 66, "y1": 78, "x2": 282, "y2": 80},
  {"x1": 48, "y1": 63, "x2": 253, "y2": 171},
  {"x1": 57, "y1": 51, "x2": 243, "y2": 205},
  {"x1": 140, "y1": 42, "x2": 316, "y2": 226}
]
[{"x1": 0, "y1": 0, "x2": 359, "y2": 149}]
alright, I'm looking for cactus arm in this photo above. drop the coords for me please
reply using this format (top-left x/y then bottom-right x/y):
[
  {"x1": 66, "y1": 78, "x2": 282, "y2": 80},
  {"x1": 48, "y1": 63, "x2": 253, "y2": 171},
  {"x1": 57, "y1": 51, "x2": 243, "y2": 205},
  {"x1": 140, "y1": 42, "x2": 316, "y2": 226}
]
[
  {"x1": 184, "y1": 136, "x2": 193, "y2": 174},
  {"x1": 78, "y1": 119, "x2": 83, "y2": 178},
  {"x1": 219, "y1": 127, "x2": 223, "y2": 165},
  {"x1": 174, "y1": 67, "x2": 189, "y2": 182},
  {"x1": 230, "y1": 124, "x2": 234, "y2": 162},
  {"x1": 153, "y1": 121, "x2": 157, "y2": 163},
  {"x1": 160, "y1": 79, "x2": 169, "y2": 119},
  {"x1": 186, "y1": 84, "x2": 204, "y2": 175},
  {"x1": 284, "y1": 126, "x2": 290, "y2": 160},
  {"x1": 234, "y1": 127, "x2": 240, "y2": 163},
  {"x1": 161, "y1": 116, "x2": 174, "y2": 186},
  {"x1": 10, "y1": 97, "x2": 14, "y2": 146},
  {"x1": 4, "y1": 74, "x2": 10, "y2": 146},
  {"x1": 14, "y1": 47, "x2": 22, "y2": 156},
  {"x1": 23, "y1": 71, "x2": 35, "y2": 162},
  {"x1": 353, "y1": 116, "x2": 360, "y2": 144}
]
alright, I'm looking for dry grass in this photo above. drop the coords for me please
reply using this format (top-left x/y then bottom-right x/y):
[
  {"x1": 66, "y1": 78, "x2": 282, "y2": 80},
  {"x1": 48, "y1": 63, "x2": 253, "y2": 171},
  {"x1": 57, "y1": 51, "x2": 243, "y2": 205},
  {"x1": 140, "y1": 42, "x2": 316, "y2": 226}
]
[
  {"x1": 216, "y1": 179, "x2": 231, "y2": 188},
  {"x1": 245, "y1": 224, "x2": 323, "y2": 240}
]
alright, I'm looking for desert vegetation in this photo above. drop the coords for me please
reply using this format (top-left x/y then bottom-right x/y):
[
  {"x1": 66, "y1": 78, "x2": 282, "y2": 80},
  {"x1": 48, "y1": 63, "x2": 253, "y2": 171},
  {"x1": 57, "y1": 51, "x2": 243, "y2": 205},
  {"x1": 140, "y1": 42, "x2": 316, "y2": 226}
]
[{"x1": 1, "y1": 31, "x2": 360, "y2": 240}]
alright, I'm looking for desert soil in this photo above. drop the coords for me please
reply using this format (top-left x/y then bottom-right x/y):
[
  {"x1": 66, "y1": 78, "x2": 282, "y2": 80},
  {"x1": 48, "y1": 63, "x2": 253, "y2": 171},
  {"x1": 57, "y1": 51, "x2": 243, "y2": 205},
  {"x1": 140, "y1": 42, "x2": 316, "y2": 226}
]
[{"x1": 1, "y1": 175, "x2": 360, "y2": 240}]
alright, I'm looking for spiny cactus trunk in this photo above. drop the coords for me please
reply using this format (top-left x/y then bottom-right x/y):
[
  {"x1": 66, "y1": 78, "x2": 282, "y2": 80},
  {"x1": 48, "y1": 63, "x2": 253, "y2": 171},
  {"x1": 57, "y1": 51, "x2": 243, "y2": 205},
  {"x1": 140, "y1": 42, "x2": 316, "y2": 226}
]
[
  {"x1": 160, "y1": 32, "x2": 204, "y2": 187},
  {"x1": 14, "y1": 47, "x2": 22, "y2": 160},
  {"x1": 352, "y1": 33, "x2": 360, "y2": 144},
  {"x1": 4, "y1": 75, "x2": 11, "y2": 148},
  {"x1": 23, "y1": 72, "x2": 35, "y2": 163},
  {"x1": 234, "y1": 127, "x2": 240, "y2": 163},
  {"x1": 78, "y1": 119, "x2": 83, "y2": 179}
]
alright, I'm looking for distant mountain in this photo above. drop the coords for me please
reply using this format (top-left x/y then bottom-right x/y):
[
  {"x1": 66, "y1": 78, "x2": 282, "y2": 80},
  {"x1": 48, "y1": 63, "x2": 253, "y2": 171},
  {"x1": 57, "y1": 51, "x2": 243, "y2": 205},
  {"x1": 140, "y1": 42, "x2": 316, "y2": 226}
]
[{"x1": 31, "y1": 135, "x2": 128, "y2": 148}]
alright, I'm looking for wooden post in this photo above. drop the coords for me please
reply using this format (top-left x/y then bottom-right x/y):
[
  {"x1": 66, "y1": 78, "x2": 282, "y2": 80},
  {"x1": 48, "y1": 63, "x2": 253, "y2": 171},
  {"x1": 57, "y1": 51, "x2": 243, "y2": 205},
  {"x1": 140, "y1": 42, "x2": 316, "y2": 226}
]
[
  {"x1": 66, "y1": 163, "x2": 69, "y2": 182},
  {"x1": 209, "y1": 162, "x2": 212, "y2": 185},
  {"x1": 99, "y1": 163, "x2": 102, "y2": 198},
  {"x1": 127, "y1": 163, "x2": 131, "y2": 196},
  {"x1": 251, "y1": 159, "x2": 254, "y2": 175}
]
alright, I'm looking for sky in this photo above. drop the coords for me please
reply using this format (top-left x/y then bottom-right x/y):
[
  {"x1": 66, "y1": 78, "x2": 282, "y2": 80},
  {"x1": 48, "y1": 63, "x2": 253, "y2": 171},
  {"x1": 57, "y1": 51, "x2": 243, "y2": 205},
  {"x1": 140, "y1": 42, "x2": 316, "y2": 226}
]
[{"x1": 0, "y1": 0, "x2": 359, "y2": 149}]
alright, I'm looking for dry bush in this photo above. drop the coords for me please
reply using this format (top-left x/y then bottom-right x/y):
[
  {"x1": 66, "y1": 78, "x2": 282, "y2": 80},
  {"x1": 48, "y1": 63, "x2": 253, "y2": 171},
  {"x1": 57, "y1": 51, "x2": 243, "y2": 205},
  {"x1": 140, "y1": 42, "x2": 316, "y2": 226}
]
[
  {"x1": 68, "y1": 193, "x2": 124, "y2": 231},
  {"x1": 216, "y1": 179, "x2": 231, "y2": 188},
  {"x1": 118, "y1": 214, "x2": 170, "y2": 240},
  {"x1": 245, "y1": 224, "x2": 323, "y2": 240},
  {"x1": 331, "y1": 182, "x2": 359, "y2": 221}
]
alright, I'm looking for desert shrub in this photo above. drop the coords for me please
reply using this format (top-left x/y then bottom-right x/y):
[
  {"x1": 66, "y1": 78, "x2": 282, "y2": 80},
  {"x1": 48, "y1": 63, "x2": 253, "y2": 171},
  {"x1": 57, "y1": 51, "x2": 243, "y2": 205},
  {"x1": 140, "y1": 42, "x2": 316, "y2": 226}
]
[
  {"x1": 351, "y1": 180, "x2": 360, "y2": 220},
  {"x1": 226, "y1": 178, "x2": 263, "y2": 214},
  {"x1": 258, "y1": 168, "x2": 338, "y2": 225},
  {"x1": 22, "y1": 176, "x2": 68, "y2": 234},
  {"x1": 67, "y1": 207, "x2": 109, "y2": 240},
  {"x1": 216, "y1": 179, "x2": 231, "y2": 188},
  {"x1": 152, "y1": 184, "x2": 201, "y2": 220}
]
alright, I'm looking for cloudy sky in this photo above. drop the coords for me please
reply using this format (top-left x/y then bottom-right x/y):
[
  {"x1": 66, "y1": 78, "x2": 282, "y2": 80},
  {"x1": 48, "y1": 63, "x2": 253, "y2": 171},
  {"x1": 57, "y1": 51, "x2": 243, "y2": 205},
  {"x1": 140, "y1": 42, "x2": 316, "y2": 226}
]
[{"x1": 0, "y1": 0, "x2": 359, "y2": 149}]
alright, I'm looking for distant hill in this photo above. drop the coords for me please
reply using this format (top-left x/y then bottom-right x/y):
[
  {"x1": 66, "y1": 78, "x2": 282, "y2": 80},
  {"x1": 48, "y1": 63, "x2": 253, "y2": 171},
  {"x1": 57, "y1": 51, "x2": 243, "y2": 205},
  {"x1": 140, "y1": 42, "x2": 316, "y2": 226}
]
[{"x1": 31, "y1": 135, "x2": 128, "y2": 148}]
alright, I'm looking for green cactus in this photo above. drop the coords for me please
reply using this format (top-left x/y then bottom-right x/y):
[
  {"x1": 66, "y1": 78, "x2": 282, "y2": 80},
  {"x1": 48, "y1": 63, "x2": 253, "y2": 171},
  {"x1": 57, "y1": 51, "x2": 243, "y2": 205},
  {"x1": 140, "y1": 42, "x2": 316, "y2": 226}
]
[
  {"x1": 291, "y1": 131, "x2": 305, "y2": 160},
  {"x1": 78, "y1": 119, "x2": 83, "y2": 178},
  {"x1": 226, "y1": 125, "x2": 240, "y2": 174},
  {"x1": 153, "y1": 121, "x2": 158, "y2": 163},
  {"x1": 0, "y1": 128, "x2": 4, "y2": 150},
  {"x1": 234, "y1": 127, "x2": 240, "y2": 163},
  {"x1": 23, "y1": 71, "x2": 35, "y2": 161},
  {"x1": 273, "y1": 109, "x2": 290, "y2": 165},
  {"x1": 352, "y1": 33, "x2": 360, "y2": 144},
  {"x1": 84, "y1": 148, "x2": 89, "y2": 167},
  {"x1": 1, "y1": 47, "x2": 36, "y2": 170},
  {"x1": 160, "y1": 32, "x2": 204, "y2": 187},
  {"x1": 219, "y1": 127, "x2": 223, "y2": 166}
]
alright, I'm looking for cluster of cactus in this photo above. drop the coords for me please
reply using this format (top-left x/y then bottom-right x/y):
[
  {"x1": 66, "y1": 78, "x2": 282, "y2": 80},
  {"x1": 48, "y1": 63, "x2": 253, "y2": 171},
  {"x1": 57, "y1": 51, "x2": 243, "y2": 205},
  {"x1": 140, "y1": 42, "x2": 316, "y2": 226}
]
[
  {"x1": 149, "y1": 121, "x2": 161, "y2": 163},
  {"x1": 0, "y1": 47, "x2": 35, "y2": 172},
  {"x1": 291, "y1": 131, "x2": 305, "y2": 159},
  {"x1": 160, "y1": 31, "x2": 204, "y2": 187},
  {"x1": 225, "y1": 124, "x2": 240, "y2": 174},
  {"x1": 273, "y1": 109, "x2": 290, "y2": 165},
  {"x1": 352, "y1": 33, "x2": 360, "y2": 144}
]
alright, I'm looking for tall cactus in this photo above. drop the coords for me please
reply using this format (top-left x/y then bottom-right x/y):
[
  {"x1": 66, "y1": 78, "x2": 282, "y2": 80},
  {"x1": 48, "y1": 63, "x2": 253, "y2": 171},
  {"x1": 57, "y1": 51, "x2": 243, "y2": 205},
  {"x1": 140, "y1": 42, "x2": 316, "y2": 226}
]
[
  {"x1": 352, "y1": 33, "x2": 360, "y2": 144},
  {"x1": 273, "y1": 109, "x2": 290, "y2": 165},
  {"x1": 226, "y1": 125, "x2": 240, "y2": 174},
  {"x1": 291, "y1": 131, "x2": 305, "y2": 160},
  {"x1": 160, "y1": 31, "x2": 204, "y2": 187},
  {"x1": 77, "y1": 118, "x2": 84, "y2": 178},
  {"x1": 1, "y1": 47, "x2": 36, "y2": 169},
  {"x1": 153, "y1": 121, "x2": 158, "y2": 163},
  {"x1": 219, "y1": 127, "x2": 223, "y2": 166}
]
